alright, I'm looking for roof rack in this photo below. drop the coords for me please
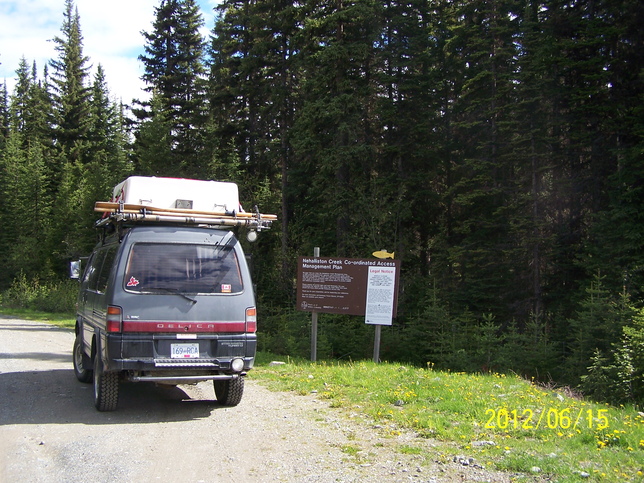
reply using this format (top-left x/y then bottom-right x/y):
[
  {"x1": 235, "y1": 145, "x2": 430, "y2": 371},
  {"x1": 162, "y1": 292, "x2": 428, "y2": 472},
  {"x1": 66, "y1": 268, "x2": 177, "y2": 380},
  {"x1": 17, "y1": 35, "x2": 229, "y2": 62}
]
[{"x1": 94, "y1": 201, "x2": 276, "y2": 232}]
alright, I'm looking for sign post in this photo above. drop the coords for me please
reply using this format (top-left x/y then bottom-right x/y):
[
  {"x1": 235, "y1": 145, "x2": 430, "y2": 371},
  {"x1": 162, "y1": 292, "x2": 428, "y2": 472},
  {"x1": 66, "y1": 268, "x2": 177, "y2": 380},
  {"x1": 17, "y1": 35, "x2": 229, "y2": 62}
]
[
  {"x1": 373, "y1": 325, "x2": 382, "y2": 363},
  {"x1": 310, "y1": 247, "x2": 320, "y2": 362},
  {"x1": 364, "y1": 258, "x2": 397, "y2": 362}
]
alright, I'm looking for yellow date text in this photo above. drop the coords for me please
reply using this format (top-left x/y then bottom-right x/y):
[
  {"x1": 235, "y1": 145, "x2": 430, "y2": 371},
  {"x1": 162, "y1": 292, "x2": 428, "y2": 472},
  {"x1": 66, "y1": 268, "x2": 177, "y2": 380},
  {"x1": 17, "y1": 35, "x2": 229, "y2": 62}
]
[{"x1": 484, "y1": 407, "x2": 609, "y2": 430}]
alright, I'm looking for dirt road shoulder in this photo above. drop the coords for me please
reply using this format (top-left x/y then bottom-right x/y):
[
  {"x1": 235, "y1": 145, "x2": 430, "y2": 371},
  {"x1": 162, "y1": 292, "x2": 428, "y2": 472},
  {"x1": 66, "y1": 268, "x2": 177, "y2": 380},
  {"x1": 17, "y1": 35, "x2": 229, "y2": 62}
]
[{"x1": 0, "y1": 316, "x2": 515, "y2": 482}]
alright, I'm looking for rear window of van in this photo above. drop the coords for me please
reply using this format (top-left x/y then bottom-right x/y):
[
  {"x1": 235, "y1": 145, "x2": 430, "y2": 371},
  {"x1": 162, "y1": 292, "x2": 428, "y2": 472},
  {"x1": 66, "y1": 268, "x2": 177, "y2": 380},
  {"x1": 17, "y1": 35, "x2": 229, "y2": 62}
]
[{"x1": 124, "y1": 243, "x2": 243, "y2": 294}]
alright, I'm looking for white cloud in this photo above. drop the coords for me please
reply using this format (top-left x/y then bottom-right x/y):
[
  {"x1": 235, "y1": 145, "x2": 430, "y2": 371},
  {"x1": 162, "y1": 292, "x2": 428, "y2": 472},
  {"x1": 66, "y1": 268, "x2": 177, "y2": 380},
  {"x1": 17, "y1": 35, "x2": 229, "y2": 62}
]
[
  {"x1": 0, "y1": 0, "x2": 219, "y2": 104},
  {"x1": 75, "y1": 0, "x2": 159, "y2": 102}
]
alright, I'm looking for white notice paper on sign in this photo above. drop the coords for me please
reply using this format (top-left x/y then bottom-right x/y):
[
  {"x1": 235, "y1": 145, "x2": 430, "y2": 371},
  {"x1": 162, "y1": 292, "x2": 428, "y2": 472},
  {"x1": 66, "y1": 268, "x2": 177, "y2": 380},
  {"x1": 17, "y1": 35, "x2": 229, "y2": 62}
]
[{"x1": 365, "y1": 265, "x2": 396, "y2": 325}]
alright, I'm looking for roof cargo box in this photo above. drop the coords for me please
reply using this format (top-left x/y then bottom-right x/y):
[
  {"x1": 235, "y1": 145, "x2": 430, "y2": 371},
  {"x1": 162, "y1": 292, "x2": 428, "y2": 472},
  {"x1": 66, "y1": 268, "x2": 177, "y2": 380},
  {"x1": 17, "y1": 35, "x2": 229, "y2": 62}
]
[{"x1": 112, "y1": 176, "x2": 240, "y2": 214}]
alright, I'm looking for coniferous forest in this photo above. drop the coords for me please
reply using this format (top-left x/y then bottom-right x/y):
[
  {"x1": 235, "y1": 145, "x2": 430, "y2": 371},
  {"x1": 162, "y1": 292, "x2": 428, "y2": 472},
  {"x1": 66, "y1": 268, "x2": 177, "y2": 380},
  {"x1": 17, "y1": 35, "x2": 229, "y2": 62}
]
[{"x1": 1, "y1": 0, "x2": 643, "y2": 403}]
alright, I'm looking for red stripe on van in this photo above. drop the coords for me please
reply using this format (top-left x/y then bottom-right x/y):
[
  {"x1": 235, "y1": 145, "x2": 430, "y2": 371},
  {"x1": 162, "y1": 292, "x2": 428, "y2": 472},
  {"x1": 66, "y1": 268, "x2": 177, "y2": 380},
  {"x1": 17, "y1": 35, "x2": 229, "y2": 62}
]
[{"x1": 121, "y1": 321, "x2": 247, "y2": 333}]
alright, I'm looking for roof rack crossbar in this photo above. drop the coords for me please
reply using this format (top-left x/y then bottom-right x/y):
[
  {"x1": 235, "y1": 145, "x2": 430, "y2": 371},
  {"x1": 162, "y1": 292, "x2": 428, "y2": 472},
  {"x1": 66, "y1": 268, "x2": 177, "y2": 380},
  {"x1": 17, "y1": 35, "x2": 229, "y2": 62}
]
[{"x1": 94, "y1": 202, "x2": 275, "y2": 231}]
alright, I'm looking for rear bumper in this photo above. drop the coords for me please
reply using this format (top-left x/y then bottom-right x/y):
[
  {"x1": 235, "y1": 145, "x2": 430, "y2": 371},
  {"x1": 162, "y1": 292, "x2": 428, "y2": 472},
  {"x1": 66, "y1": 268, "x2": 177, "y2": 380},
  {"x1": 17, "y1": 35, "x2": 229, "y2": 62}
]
[
  {"x1": 127, "y1": 373, "x2": 243, "y2": 384},
  {"x1": 103, "y1": 332, "x2": 256, "y2": 374},
  {"x1": 111, "y1": 355, "x2": 254, "y2": 372}
]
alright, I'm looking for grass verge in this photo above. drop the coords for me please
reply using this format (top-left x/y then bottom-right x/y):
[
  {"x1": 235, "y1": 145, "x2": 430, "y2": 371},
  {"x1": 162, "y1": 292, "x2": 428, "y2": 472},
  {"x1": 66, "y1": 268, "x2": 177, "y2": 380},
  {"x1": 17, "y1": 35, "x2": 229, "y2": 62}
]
[
  {"x1": 250, "y1": 354, "x2": 644, "y2": 482},
  {"x1": 0, "y1": 307, "x2": 75, "y2": 329}
]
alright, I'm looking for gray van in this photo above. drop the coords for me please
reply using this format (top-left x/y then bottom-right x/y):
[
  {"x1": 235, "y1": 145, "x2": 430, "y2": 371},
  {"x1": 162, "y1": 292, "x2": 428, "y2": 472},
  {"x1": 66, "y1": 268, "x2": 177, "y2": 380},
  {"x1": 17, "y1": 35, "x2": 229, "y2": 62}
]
[{"x1": 73, "y1": 223, "x2": 262, "y2": 411}]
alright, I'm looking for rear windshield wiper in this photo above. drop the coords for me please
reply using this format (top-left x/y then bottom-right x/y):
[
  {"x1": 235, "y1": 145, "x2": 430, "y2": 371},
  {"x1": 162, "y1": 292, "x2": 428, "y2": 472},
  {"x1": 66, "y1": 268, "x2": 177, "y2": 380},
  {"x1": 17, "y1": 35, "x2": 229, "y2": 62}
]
[
  {"x1": 216, "y1": 231, "x2": 237, "y2": 251},
  {"x1": 150, "y1": 287, "x2": 197, "y2": 304}
]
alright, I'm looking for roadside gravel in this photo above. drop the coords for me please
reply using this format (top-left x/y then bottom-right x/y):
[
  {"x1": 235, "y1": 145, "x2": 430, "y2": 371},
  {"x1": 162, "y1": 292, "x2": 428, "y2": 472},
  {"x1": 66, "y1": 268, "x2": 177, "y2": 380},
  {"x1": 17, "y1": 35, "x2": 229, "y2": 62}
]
[{"x1": 0, "y1": 316, "x2": 522, "y2": 482}]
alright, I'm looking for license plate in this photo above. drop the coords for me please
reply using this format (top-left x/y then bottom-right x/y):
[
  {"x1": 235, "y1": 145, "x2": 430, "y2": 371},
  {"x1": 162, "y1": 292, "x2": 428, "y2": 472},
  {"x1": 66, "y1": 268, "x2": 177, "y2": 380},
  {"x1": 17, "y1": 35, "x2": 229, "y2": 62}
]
[{"x1": 171, "y1": 343, "x2": 199, "y2": 359}]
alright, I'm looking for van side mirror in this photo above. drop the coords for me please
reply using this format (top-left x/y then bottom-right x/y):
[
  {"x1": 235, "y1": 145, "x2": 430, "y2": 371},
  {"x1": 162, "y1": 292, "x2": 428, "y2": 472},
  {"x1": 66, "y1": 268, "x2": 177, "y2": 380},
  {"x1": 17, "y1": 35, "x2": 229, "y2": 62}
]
[{"x1": 70, "y1": 260, "x2": 82, "y2": 279}]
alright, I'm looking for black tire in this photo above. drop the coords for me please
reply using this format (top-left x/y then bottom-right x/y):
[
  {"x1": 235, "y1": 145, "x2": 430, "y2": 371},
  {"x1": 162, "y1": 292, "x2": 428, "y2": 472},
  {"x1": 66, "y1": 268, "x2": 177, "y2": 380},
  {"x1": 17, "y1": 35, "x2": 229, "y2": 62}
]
[
  {"x1": 214, "y1": 376, "x2": 244, "y2": 406},
  {"x1": 93, "y1": 355, "x2": 119, "y2": 411},
  {"x1": 73, "y1": 334, "x2": 92, "y2": 383}
]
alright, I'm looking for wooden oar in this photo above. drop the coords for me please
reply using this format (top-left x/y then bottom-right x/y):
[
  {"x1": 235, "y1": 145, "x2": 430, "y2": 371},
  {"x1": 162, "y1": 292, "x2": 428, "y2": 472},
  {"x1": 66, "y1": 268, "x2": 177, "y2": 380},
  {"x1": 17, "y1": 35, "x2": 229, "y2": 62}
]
[
  {"x1": 97, "y1": 212, "x2": 263, "y2": 228},
  {"x1": 95, "y1": 201, "x2": 277, "y2": 221}
]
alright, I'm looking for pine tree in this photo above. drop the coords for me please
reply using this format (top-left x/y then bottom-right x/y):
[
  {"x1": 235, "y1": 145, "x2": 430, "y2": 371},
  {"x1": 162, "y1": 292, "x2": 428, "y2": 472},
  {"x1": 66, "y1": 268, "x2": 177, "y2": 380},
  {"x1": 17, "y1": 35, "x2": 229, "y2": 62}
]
[
  {"x1": 290, "y1": 0, "x2": 383, "y2": 256},
  {"x1": 0, "y1": 131, "x2": 53, "y2": 282},
  {"x1": 615, "y1": 309, "x2": 644, "y2": 403},
  {"x1": 580, "y1": 0, "x2": 644, "y2": 302},
  {"x1": 566, "y1": 273, "x2": 633, "y2": 383},
  {"x1": 136, "y1": 90, "x2": 174, "y2": 176},
  {"x1": 87, "y1": 65, "x2": 130, "y2": 179},
  {"x1": 10, "y1": 59, "x2": 55, "y2": 155},
  {"x1": 0, "y1": 81, "x2": 8, "y2": 151},
  {"x1": 49, "y1": 0, "x2": 92, "y2": 166},
  {"x1": 73, "y1": 65, "x2": 132, "y2": 251},
  {"x1": 46, "y1": 0, "x2": 102, "y2": 269},
  {"x1": 581, "y1": 302, "x2": 644, "y2": 404},
  {"x1": 442, "y1": 0, "x2": 524, "y2": 318},
  {"x1": 208, "y1": 0, "x2": 268, "y2": 184},
  {"x1": 137, "y1": 0, "x2": 207, "y2": 177},
  {"x1": 1, "y1": 59, "x2": 57, "y2": 286},
  {"x1": 10, "y1": 58, "x2": 32, "y2": 133},
  {"x1": 208, "y1": 0, "x2": 299, "y2": 297}
]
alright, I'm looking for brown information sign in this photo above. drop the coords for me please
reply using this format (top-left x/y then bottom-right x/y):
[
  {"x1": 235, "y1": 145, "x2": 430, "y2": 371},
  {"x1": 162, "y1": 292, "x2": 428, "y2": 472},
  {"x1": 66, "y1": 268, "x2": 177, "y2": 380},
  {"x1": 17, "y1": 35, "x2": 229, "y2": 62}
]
[{"x1": 296, "y1": 256, "x2": 400, "y2": 317}]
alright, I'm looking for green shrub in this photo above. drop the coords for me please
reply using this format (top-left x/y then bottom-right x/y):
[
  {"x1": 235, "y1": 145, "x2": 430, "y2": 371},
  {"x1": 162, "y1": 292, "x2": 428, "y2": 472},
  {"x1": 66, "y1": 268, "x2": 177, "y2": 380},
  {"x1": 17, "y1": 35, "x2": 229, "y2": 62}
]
[
  {"x1": 1, "y1": 273, "x2": 77, "y2": 313},
  {"x1": 614, "y1": 310, "x2": 644, "y2": 404},
  {"x1": 581, "y1": 309, "x2": 644, "y2": 406}
]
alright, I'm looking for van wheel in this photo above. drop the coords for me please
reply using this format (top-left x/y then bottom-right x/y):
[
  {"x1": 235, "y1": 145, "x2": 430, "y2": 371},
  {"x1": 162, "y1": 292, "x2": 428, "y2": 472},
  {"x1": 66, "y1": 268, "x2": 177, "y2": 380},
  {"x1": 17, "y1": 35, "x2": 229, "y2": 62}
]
[
  {"x1": 93, "y1": 356, "x2": 119, "y2": 411},
  {"x1": 73, "y1": 334, "x2": 92, "y2": 383},
  {"x1": 214, "y1": 377, "x2": 244, "y2": 406}
]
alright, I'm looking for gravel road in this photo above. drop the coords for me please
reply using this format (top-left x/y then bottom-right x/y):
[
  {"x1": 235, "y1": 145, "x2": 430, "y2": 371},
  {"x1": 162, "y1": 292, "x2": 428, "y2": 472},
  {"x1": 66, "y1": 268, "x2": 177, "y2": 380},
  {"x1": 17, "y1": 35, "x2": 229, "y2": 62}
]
[{"x1": 0, "y1": 316, "x2": 516, "y2": 482}]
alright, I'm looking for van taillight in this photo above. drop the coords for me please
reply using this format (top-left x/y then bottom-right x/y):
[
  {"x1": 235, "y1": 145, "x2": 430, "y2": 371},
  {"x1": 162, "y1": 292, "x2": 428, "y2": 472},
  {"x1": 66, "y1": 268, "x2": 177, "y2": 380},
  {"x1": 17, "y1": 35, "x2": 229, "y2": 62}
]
[
  {"x1": 106, "y1": 306, "x2": 122, "y2": 333},
  {"x1": 245, "y1": 307, "x2": 257, "y2": 333}
]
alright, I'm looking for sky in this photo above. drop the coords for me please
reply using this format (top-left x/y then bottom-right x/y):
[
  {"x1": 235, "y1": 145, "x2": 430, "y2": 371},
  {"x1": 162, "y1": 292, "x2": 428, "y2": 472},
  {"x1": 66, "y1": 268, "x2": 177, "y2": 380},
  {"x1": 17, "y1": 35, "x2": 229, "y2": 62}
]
[{"x1": 0, "y1": 0, "x2": 220, "y2": 104}]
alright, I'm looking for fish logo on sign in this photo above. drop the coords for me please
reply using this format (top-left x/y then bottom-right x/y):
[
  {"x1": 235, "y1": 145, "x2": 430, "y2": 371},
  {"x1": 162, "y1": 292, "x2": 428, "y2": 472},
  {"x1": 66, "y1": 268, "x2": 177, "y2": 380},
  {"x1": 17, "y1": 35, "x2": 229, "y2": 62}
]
[{"x1": 372, "y1": 250, "x2": 394, "y2": 259}]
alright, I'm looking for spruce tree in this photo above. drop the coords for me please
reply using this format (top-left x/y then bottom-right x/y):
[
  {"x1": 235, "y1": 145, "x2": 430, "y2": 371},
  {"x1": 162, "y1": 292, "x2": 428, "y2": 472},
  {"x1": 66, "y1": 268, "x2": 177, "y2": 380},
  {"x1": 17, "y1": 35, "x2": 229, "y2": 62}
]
[
  {"x1": 0, "y1": 81, "x2": 8, "y2": 151},
  {"x1": 75, "y1": 65, "x2": 132, "y2": 252},
  {"x1": 87, "y1": 64, "x2": 130, "y2": 180},
  {"x1": 443, "y1": 0, "x2": 524, "y2": 318},
  {"x1": 566, "y1": 273, "x2": 633, "y2": 383},
  {"x1": 0, "y1": 131, "x2": 52, "y2": 282},
  {"x1": 136, "y1": 91, "x2": 174, "y2": 176},
  {"x1": 49, "y1": 0, "x2": 92, "y2": 166},
  {"x1": 190, "y1": 0, "x2": 644, "y2": 374},
  {"x1": 137, "y1": 0, "x2": 207, "y2": 177},
  {"x1": 290, "y1": 0, "x2": 383, "y2": 256},
  {"x1": 10, "y1": 59, "x2": 55, "y2": 157},
  {"x1": 615, "y1": 309, "x2": 644, "y2": 404},
  {"x1": 47, "y1": 0, "x2": 96, "y2": 269},
  {"x1": 499, "y1": 0, "x2": 561, "y2": 325},
  {"x1": 10, "y1": 58, "x2": 32, "y2": 133},
  {"x1": 208, "y1": 0, "x2": 293, "y2": 184},
  {"x1": 2, "y1": 59, "x2": 57, "y2": 285},
  {"x1": 30, "y1": 63, "x2": 57, "y2": 159},
  {"x1": 208, "y1": 0, "x2": 299, "y2": 297},
  {"x1": 208, "y1": 0, "x2": 266, "y2": 182},
  {"x1": 579, "y1": 0, "x2": 644, "y2": 302}
]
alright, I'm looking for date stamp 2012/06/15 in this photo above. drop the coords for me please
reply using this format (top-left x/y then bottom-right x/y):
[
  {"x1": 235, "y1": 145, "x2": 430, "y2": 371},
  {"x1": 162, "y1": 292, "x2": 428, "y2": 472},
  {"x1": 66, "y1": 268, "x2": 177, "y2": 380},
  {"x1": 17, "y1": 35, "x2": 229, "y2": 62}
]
[{"x1": 484, "y1": 407, "x2": 609, "y2": 430}]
